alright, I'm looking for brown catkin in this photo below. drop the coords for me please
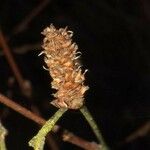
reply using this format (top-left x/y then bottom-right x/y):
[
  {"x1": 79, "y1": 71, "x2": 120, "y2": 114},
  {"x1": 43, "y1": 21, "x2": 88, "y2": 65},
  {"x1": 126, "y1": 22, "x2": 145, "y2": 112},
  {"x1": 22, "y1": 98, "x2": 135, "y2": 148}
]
[{"x1": 41, "y1": 24, "x2": 89, "y2": 109}]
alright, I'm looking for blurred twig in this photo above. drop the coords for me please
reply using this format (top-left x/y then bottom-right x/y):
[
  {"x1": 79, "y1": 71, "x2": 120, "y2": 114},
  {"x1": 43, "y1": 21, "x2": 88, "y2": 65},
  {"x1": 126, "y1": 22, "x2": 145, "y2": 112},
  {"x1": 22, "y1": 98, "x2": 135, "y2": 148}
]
[
  {"x1": 0, "y1": 43, "x2": 41, "y2": 56},
  {"x1": 63, "y1": 130, "x2": 101, "y2": 150},
  {"x1": 0, "y1": 93, "x2": 101, "y2": 150},
  {"x1": 0, "y1": 29, "x2": 32, "y2": 98},
  {"x1": 0, "y1": 93, "x2": 46, "y2": 126},
  {"x1": 13, "y1": 43, "x2": 41, "y2": 54},
  {"x1": 12, "y1": 0, "x2": 50, "y2": 35},
  {"x1": 124, "y1": 121, "x2": 150, "y2": 143},
  {"x1": 0, "y1": 29, "x2": 25, "y2": 89}
]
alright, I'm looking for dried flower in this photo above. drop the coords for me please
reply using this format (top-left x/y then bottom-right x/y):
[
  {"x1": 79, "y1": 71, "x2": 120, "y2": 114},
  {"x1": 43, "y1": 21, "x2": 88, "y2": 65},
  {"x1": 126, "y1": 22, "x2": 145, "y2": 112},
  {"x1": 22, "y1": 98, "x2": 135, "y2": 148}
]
[{"x1": 41, "y1": 24, "x2": 89, "y2": 109}]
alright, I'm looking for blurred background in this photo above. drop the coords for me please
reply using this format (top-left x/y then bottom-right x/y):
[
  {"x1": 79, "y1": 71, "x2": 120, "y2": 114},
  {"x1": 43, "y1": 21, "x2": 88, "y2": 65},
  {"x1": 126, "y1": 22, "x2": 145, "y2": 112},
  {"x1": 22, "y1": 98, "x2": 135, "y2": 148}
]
[{"x1": 0, "y1": 0, "x2": 150, "y2": 149}]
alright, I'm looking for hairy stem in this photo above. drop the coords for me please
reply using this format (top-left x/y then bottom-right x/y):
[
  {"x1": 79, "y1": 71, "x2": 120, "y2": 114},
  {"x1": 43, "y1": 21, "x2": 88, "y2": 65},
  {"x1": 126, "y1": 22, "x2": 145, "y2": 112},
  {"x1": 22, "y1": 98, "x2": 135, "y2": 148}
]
[
  {"x1": 80, "y1": 105, "x2": 109, "y2": 150},
  {"x1": 29, "y1": 108, "x2": 67, "y2": 150}
]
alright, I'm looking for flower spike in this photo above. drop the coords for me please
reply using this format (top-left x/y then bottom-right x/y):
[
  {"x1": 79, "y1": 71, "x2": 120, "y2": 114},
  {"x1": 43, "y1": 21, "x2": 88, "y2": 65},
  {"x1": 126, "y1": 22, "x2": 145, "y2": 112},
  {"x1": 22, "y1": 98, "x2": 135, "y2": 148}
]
[{"x1": 42, "y1": 24, "x2": 89, "y2": 109}]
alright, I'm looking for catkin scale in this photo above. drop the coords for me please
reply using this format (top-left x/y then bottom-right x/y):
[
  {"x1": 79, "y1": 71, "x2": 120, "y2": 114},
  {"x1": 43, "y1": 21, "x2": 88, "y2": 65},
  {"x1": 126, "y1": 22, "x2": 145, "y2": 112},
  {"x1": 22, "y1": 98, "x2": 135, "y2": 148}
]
[{"x1": 41, "y1": 24, "x2": 89, "y2": 109}]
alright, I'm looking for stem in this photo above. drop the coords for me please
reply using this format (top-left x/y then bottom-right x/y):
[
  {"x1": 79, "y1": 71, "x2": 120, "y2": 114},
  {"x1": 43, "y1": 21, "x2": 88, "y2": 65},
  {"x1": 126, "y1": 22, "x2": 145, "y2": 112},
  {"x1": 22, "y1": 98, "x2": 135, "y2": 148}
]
[
  {"x1": 0, "y1": 122, "x2": 7, "y2": 150},
  {"x1": 29, "y1": 108, "x2": 67, "y2": 150},
  {"x1": 80, "y1": 105, "x2": 109, "y2": 150}
]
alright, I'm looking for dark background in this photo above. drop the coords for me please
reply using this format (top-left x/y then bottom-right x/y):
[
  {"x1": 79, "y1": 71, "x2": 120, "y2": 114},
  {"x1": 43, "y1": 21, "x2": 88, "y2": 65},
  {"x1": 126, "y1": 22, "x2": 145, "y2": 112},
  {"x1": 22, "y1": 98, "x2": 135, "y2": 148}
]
[{"x1": 0, "y1": 0, "x2": 150, "y2": 149}]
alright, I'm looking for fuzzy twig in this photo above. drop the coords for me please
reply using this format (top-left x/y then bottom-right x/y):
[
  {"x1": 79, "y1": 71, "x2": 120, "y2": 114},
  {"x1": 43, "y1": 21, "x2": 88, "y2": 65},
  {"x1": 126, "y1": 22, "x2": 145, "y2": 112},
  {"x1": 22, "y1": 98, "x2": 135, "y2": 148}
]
[
  {"x1": 29, "y1": 108, "x2": 67, "y2": 150},
  {"x1": 30, "y1": 105, "x2": 59, "y2": 150},
  {"x1": 80, "y1": 106, "x2": 109, "y2": 150}
]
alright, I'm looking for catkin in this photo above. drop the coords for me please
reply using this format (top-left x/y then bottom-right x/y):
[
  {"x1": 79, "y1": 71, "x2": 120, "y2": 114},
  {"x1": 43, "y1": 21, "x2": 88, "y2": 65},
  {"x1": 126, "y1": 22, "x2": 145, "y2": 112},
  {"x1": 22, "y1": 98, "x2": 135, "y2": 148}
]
[{"x1": 41, "y1": 24, "x2": 89, "y2": 109}]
